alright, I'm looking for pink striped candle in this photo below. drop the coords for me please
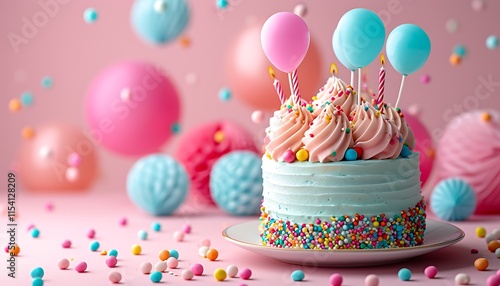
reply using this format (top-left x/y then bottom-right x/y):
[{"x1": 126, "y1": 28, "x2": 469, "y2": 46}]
[
  {"x1": 268, "y1": 66, "x2": 285, "y2": 105},
  {"x1": 376, "y1": 55, "x2": 386, "y2": 106},
  {"x1": 291, "y1": 69, "x2": 301, "y2": 104}
]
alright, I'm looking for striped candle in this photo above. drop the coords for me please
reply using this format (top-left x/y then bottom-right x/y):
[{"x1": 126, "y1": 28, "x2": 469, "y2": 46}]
[
  {"x1": 291, "y1": 69, "x2": 301, "y2": 104},
  {"x1": 273, "y1": 78, "x2": 285, "y2": 105},
  {"x1": 376, "y1": 54, "x2": 386, "y2": 105}
]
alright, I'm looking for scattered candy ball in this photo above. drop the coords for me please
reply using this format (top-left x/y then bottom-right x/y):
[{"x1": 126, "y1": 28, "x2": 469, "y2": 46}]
[
  {"x1": 495, "y1": 248, "x2": 500, "y2": 258},
  {"x1": 119, "y1": 217, "x2": 127, "y2": 226},
  {"x1": 169, "y1": 249, "x2": 179, "y2": 259},
  {"x1": 329, "y1": 273, "x2": 343, "y2": 286},
  {"x1": 293, "y1": 3, "x2": 307, "y2": 17},
  {"x1": 398, "y1": 268, "x2": 412, "y2": 281},
  {"x1": 101, "y1": 250, "x2": 107, "y2": 255},
  {"x1": 108, "y1": 249, "x2": 118, "y2": 257},
  {"x1": 131, "y1": 244, "x2": 142, "y2": 255},
  {"x1": 22, "y1": 126, "x2": 35, "y2": 139},
  {"x1": 492, "y1": 228, "x2": 500, "y2": 239},
  {"x1": 89, "y1": 240, "x2": 100, "y2": 251},
  {"x1": 173, "y1": 230, "x2": 185, "y2": 242},
  {"x1": 9, "y1": 244, "x2": 20, "y2": 256},
  {"x1": 239, "y1": 268, "x2": 252, "y2": 280},
  {"x1": 151, "y1": 222, "x2": 161, "y2": 232},
  {"x1": 454, "y1": 44, "x2": 467, "y2": 57},
  {"x1": 472, "y1": 0, "x2": 485, "y2": 11},
  {"x1": 138, "y1": 230, "x2": 148, "y2": 240},
  {"x1": 166, "y1": 257, "x2": 178, "y2": 269},
  {"x1": 57, "y1": 258, "x2": 70, "y2": 269},
  {"x1": 291, "y1": 270, "x2": 305, "y2": 281},
  {"x1": 140, "y1": 262, "x2": 152, "y2": 274},
  {"x1": 108, "y1": 271, "x2": 122, "y2": 283},
  {"x1": 83, "y1": 7, "x2": 98, "y2": 23},
  {"x1": 218, "y1": 88, "x2": 232, "y2": 102},
  {"x1": 20, "y1": 92, "x2": 34, "y2": 107},
  {"x1": 446, "y1": 19, "x2": 458, "y2": 33},
  {"x1": 296, "y1": 148, "x2": 309, "y2": 161},
  {"x1": 430, "y1": 178, "x2": 476, "y2": 221},
  {"x1": 476, "y1": 227, "x2": 487, "y2": 238},
  {"x1": 150, "y1": 271, "x2": 163, "y2": 283},
  {"x1": 364, "y1": 274, "x2": 379, "y2": 286},
  {"x1": 283, "y1": 149, "x2": 296, "y2": 163},
  {"x1": 155, "y1": 261, "x2": 167, "y2": 272},
  {"x1": 488, "y1": 240, "x2": 500, "y2": 253},
  {"x1": 216, "y1": 0, "x2": 228, "y2": 10},
  {"x1": 214, "y1": 268, "x2": 227, "y2": 281},
  {"x1": 486, "y1": 35, "x2": 499, "y2": 50},
  {"x1": 192, "y1": 263, "x2": 204, "y2": 276},
  {"x1": 87, "y1": 229, "x2": 96, "y2": 239},
  {"x1": 449, "y1": 54, "x2": 461, "y2": 65},
  {"x1": 31, "y1": 228, "x2": 40, "y2": 238},
  {"x1": 251, "y1": 110, "x2": 264, "y2": 124},
  {"x1": 486, "y1": 233, "x2": 497, "y2": 244},
  {"x1": 471, "y1": 249, "x2": 479, "y2": 254},
  {"x1": 420, "y1": 74, "x2": 431, "y2": 84},
  {"x1": 455, "y1": 273, "x2": 470, "y2": 285},
  {"x1": 487, "y1": 274, "x2": 500, "y2": 286},
  {"x1": 75, "y1": 261, "x2": 87, "y2": 273},
  {"x1": 158, "y1": 250, "x2": 170, "y2": 261},
  {"x1": 31, "y1": 267, "x2": 45, "y2": 278},
  {"x1": 182, "y1": 269, "x2": 194, "y2": 280},
  {"x1": 182, "y1": 223, "x2": 191, "y2": 234},
  {"x1": 206, "y1": 248, "x2": 219, "y2": 261},
  {"x1": 199, "y1": 246, "x2": 210, "y2": 257},
  {"x1": 41, "y1": 76, "x2": 53, "y2": 88},
  {"x1": 474, "y1": 257, "x2": 488, "y2": 271},
  {"x1": 344, "y1": 148, "x2": 358, "y2": 161},
  {"x1": 226, "y1": 265, "x2": 238, "y2": 278},
  {"x1": 9, "y1": 98, "x2": 21, "y2": 112},
  {"x1": 106, "y1": 256, "x2": 118, "y2": 268},
  {"x1": 61, "y1": 239, "x2": 71, "y2": 248},
  {"x1": 32, "y1": 277, "x2": 44, "y2": 286},
  {"x1": 199, "y1": 238, "x2": 211, "y2": 247},
  {"x1": 424, "y1": 266, "x2": 438, "y2": 278}
]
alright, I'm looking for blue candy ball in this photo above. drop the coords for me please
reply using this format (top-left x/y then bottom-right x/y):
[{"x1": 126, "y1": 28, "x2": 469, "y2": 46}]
[
  {"x1": 216, "y1": 0, "x2": 228, "y2": 9},
  {"x1": 291, "y1": 270, "x2": 305, "y2": 281},
  {"x1": 32, "y1": 277, "x2": 44, "y2": 286},
  {"x1": 131, "y1": 0, "x2": 190, "y2": 44},
  {"x1": 210, "y1": 151, "x2": 262, "y2": 216},
  {"x1": 430, "y1": 178, "x2": 477, "y2": 221},
  {"x1": 90, "y1": 241, "x2": 100, "y2": 251},
  {"x1": 127, "y1": 154, "x2": 189, "y2": 216},
  {"x1": 41, "y1": 76, "x2": 53, "y2": 89},
  {"x1": 83, "y1": 8, "x2": 98, "y2": 23},
  {"x1": 20, "y1": 92, "x2": 34, "y2": 107},
  {"x1": 151, "y1": 222, "x2": 161, "y2": 232},
  {"x1": 218, "y1": 88, "x2": 231, "y2": 102},
  {"x1": 31, "y1": 228, "x2": 40, "y2": 238},
  {"x1": 169, "y1": 249, "x2": 179, "y2": 259},
  {"x1": 150, "y1": 271, "x2": 162, "y2": 283},
  {"x1": 453, "y1": 45, "x2": 467, "y2": 57},
  {"x1": 108, "y1": 249, "x2": 118, "y2": 257},
  {"x1": 344, "y1": 148, "x2": 357, "y2": 161},
  {"x1": 138, "y1": 230, "x2": 148, "y2": 240},
  {"x1": 400, "y1": 145, "x2": 412, "y2": 158},
  {"x1": 30, "y1": 267, "x2": 44, "y2": 278},
  {"x1": 398, "y1": 268, "x2": 412, "y2": 281},
  {"x1": 486, "y1": 35, "x2": 499, "y2": 50}
]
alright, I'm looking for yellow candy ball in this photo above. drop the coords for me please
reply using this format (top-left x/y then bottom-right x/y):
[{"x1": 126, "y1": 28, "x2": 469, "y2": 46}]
[
  {"x1": 101, "y1": 250, "x2": 107, "y2": 255},
  {"x1": 296, "y1": 149, "x2": 309, "y2": 162},
  {"x1": 9, "y1": 99, "x2": 21, "y2": 112},
  {"x1": 131, "y1": 244, "x2": 142, "y2": 255},
  {"x1": 213, "y1": 268, "x2": 227, "y2": 281},
  {"x1": 214, "y1": 131, "x2": 225, "y2": 143},
  {"x1": 476, "y1": 227, "x2": 486, "y2": 238}
]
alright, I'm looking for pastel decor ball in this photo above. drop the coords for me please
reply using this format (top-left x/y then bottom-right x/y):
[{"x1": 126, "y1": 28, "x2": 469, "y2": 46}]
[
  {"x1": 431, "y1": 178, "x2": 476, "y2": 221},
  {"x1": 131, "y1": 0, "x2": 189, "y2": 45},
  {"x1": 210, "y1": 151, "x2": 263, "y2": 215},
  {"x1": 261, "y1": 12, "x2": 309, "y2": 73},
  {"x1": 18, "y1": 123, "x2": 98, "y2": 191},
  {"x1": 332, "y1": 29, "x2": 356, "y2": 71},
  {"x1": 404, "y1": 113, "x2": 434, "y2": 188},
  {"x1": 175, "y1": 121, "x2": 258, "y2": 204},
  {"x1": 227, "y1": 24, "x2": 322, "y2": 110},
  {"x1": 336, "y1": 8, "x2": 385, "y2": 68},
  {"x1": 386, "y1": 24, "x2": 431, "y2": 75},
  {"x1": 85, "y1": 61, "x2": 180, "y2": 156},
  {"x1": 127, "y1": 154, "x2": 189, "y2": 215},
  {"x1": 435, "y1": 110, "x2": 500, "y2": 214}
]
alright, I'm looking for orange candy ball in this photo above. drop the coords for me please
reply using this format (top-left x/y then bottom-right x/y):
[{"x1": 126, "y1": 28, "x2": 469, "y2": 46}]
[
  {"x1": 21, "y1": 127, "x2": 35, "y2": 139},
  {"x1": 487, "y1": 240, "x2": 500, "y2": 252},
  {"x1": 9, "y1": 244, "x2": 20, "y2": 256},
  {"x1": 9, "y1": 99, "x2": 21, "y2": 112},
  {"x1": 158, "y1": 250, "x2": 170, "y2": 261},
  {"x1": 449, "y1": 54, "x2": 461, "y2": 66},
  {"x1": 474, "y1": 258, "x2": 488, "y2": 271},
  {"x1": 206, "y1": 248, "x2": 218, "y2": 261}
]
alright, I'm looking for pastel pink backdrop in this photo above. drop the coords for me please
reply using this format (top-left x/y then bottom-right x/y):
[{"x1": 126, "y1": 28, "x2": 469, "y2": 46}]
[{"x1": 1, "y1": 0, "x2": 500, "y2": 194}]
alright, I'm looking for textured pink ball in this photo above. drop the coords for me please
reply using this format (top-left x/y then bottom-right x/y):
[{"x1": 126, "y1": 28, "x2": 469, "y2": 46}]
[
  {"x1": 283, "y1": 149, "x2": 296, "y2": 163},
  {"x1": 175, "y1": 121, "x2": 258, "y2": 204},
  {"x1": 239, "y1": 268, "x2": 252, "y2": 280},
  {"x1": 106, "y1": 256, "x2": 118, "y2": 268},
  {"x1": 424, "y1": 266, "x2": 438, "y2": 278},
  {"x1": 199, "y1": 238, "x2": 211, "y2": 247},
  {"x1": 251, "y1": 110, "x2": 264, "y2": 124},
  {"x1": 85, "y1": 61, "x2": 180, "y2": 156},
  {"x1": 182, "y1": 224, "x2": 191, "y2": 234},
  {"x1": 173, "y1": 231, "x2": 185, "y2": 242},
  {"x1": 486, "y1": 274, "x2": 500, "y2": 286},
  {"x1": 4, "y1": 245, "x2": 9, "y2": 253},
  {"x1": 119, "y1": 217, "x2": 127, "y2": 226},
  {"x1": 191, "y1": 263, "x2": 204, "y2": 276},
  {"x1": 108, "y1": 271, "x2": 122, "y2": 283},
  {"x1": 87, "y1": 229, "x2": 95, "y2": 239},
  {"x1": 435, "y1": 110, "x2": 500, "y2": 214},
  {"x1": 166, "y1": 257, "x2": 178, "y2": 269},
  {"x1": 182, "y1": 269, "x2": 194, "y2": 280},
  {"x1": 364, "y1": 274, "x2": 379, "y2": 286},
  {"x1": 404, "y1": 113, "x2": 434, "y2": 188},
  {"x1": 57, "y1": 258, "x2": 70, "y2": 269},
  {"x1": 329, "y1": 273, "x2": 343, "y2": 286},
  {"x1": 75, "y1": 261, "x2": 87, "y2": 273},
  {"x1": 61, "y1": 239, "x2": 71, "y2": 248}
]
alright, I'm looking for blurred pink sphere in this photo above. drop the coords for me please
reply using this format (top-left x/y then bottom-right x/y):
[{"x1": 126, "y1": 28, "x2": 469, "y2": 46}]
[
  {"x1": 85, "y1": 61, "x2": 181, "y2": 156},
  {"x1": 18, "y1": 123, "x2": 99, "y2": 191},
  {"x1": 404, "y1": 112, "x2": 434, "y2": 188}
]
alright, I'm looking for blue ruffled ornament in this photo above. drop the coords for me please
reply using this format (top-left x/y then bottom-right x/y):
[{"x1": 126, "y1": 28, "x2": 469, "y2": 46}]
[{"x1": 430, "y1": 178, "x2": 476, "y2": 221}]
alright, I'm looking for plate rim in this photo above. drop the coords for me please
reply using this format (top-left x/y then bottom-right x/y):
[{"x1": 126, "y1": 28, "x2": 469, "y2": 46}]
[{"x1": 222, "y1": 219, "x2": 465, "y2": 253}]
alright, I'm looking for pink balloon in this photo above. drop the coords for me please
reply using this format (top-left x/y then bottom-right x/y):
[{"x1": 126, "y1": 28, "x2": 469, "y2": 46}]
[
  {"x1": 226, "y1": 24, "x2": 323, "y2": 111},
  {"x1": 404, "y1": 113, "x2": 434, "y2": 188},
  {"x1": 18, "y1": 123, "x2": 99, "y2": 191},
  {"x1": 85, "y1": 61, "x2": 180, "y2": 156},
  {"x1": 261, "y1": 12, "x2": 310, "y2": 73}
]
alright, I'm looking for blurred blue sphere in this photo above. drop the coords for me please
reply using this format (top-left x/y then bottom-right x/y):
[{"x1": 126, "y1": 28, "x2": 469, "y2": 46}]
[
  {"x1": 430, "y1": 178, "x2": 476, "y2": 221},
  {"x1": 131, "y1": 0, "x2": 190, "y2": 45},
  {"x1": 127, "y1": 154, "x2": 189, "y2": 216},
  {"x1": 210, "y1": 151, "x2": 262, "y2": 216}
]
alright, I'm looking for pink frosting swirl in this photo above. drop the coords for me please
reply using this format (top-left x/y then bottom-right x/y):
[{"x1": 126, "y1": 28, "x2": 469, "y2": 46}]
[
  {"x1": 302, "y1": 105, "x2": 354, "y2": 162},
  {"x1": 351, "y1": 103, "x2": 404, "y2": 159},
  {"x1": 384, "y1": 105, "x2": 415, "y2": 149},
  {"x1": 312, "y1": 76, "x2": 354, "y2": 117},
  {"x1": 265, "y1": 104, "x2": 313, "y2": 162}
]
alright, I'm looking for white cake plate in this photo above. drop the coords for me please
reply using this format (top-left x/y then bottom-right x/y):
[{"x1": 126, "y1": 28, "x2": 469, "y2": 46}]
[{"x1": 222, "y1": 219, "x2": 464, "y2": 267}]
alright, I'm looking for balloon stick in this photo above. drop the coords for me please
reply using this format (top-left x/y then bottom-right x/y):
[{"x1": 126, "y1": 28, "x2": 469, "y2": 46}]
[
  {"x1": 394, "y1": 75, "x2": 406, "y2": 108},
  {"x1": 357, "y1": 68, "x2": 362, "y2": 105},
  {"x1": 350, "y1": 71, "x2": 354, "y2": 87},
  {"x1": 288, "y1": 72, "x2": 295, "y2": 103}
]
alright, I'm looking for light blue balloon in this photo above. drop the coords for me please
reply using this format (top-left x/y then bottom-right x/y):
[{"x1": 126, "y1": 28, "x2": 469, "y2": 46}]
[
  {"x1": 336, "y1": 8, "x2": 385, "y2": 68},
  {"x1": 332, "y1": 29, "x2": 356, "y2": 71},
  {"x1": 386, "y1": 24, "x2": 431, "y2": 75},
  {"x1": 131, "y1": 0, "x2": 189, "y2": 45},
  {"x1": 127, "y1": 154, "x2": 189, "y2": 216}
]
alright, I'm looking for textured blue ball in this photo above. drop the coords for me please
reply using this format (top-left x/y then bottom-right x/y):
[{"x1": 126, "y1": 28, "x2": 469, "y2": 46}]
[
  {"x1": 131, "y1": 0, "x2": 190, "y2": 44},
  {"x1": 169, "y1": 249, "x2": 179, "y2": 259},
  {"x1": 400, "y1": 145, "x2": 412, "y2": 158},
  {"x1": 32, "y1": 277, "x2": 44, "y2": 286},
  {"x1": 30, "y1": 267, "x2": 44, "y2": 278},
  {"x1": 431, "y1": 178, "x2": 476, "y2": 221},
  {"x1": 398, "y1": 268, "x2": 411, "y2": 281},
  {"x1": 210, "y1": 151, "x2": 262, "y2": 216},
  {"x1": 108, "y1": 249, "x2": 118, "y2": 257},
  {"x1": 127, "y1": 154, "x2": 189, "y2": 216},
  {"x1": 344, "y1": 148, "x2": 357, "y2": 161},
  {"x1": 291, "y1": 270, "x2": 305, "y2": 281},
  {"x1": 150, "y1": 271, "x2": 162, "y2": 283}
]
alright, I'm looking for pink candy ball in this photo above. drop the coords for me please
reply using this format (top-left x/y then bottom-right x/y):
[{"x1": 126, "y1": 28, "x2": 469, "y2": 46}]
[
  {"x1": 67, "y1": 152, "x2": 82, "y2": 167},
  {"x1": 191, "y1": 263, "x2": 204, "y2": 276},
  {"x1": 108, "y1": 271, "x2": 122, "y2": 283},
  {"x1": 57, "y1": 258, "x2": 70, "y2": 270},
  {"x1": 106, "y1": 256, "x2": 118, "y2": 268},
  {"x1": 424, "y1": 266, "x2": 438, "y2": 278},
  {"x1": 173, "y1": 231, "x2": 185, "y2": 242},
  {"x1": 27, "y1": 224, "x2": 36, "y2": 231},
  {"x1": 182, "y1": 223, "x2": 191, "y2": 234},
  {"x1": 329, "y1": 273, "x2": 343, "y2": 286},
  {"x1": 182, "y1": 269, "x2": 194, "y2": 280},
  {"x1": 199, "y1": 238, "x2": 211, "y2": 247},
  {"x1": 75, "y1": 261, "x2": 87, "y2": 273},
  {"x1": 365, "y1": 274, "x2": 379, "y2": 286},
  {"x1": 4, "y1": 245, "x2": 9, "y2": 253},
  {"x1": 283, "y1": 150, "x2": 296, "y2": 163},
  {"x1": 239, "y1": 268, "x2": 252, "y2": 280},
  {"x1": 87, "y1": 229, "x2": 95, "y2": 239},
  {"x1": 487, "y1": 274, "x2": 500, "y2": 286},
  {"x1": 140, "y1": 262, "x2": 152, "y2": 274},
  {"x1": 119, "y1": 217, "x2": 127, "y2": 226},
  {"x1": 61, "y1": 239, "x2": 72, "y2": 248},
  {"x1": 166, "y1": 257, "x2": 178, "y2": 269},
  {"x1": 251, "y1": 110, "x2": 264, "y2": 124}
]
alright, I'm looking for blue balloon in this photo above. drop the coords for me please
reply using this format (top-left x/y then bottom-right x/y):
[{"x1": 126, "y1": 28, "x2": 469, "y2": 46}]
[
  {"x1": 386, "y1": 24, "x2": 431, "y2": 75},
  {"x1": 430, "y1": 178, "x2": 476, "y2": 221},
  {"x1": 332, "y1": 29, "x2": 356, "y2": 71},
  {"x1": 336, "y1": 8, "x2": 385, "y2": 68},
  {"x1": 131, "y1": 0, "x2": 189, "y2": 45}
]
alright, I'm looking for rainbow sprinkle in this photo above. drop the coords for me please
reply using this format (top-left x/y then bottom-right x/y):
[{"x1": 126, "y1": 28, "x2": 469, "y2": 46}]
[{"x1": 259, "y1": 200, "x2": 426, "y2": 250}]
